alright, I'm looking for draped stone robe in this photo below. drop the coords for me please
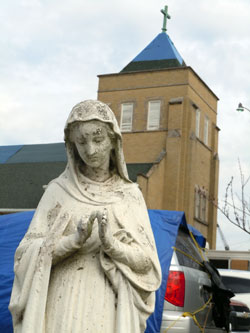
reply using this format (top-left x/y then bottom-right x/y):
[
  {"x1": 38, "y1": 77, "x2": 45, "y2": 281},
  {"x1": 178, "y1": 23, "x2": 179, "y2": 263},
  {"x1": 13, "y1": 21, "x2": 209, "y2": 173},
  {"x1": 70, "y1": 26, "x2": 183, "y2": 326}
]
[{"x1": 9, "y1": 172, "x2": 162, "y2": 333}]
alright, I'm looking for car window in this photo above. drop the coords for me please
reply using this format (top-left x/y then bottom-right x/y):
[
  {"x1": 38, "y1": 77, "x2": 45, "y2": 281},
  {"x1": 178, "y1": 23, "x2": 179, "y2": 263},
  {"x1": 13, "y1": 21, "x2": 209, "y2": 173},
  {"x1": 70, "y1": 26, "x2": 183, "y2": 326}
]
[
  {"x1": 221, "y1": 276, "x2": 250, "y2": 294},
  {"x1": 175, "y1": 228, "x2": 205, "y2": 272}
]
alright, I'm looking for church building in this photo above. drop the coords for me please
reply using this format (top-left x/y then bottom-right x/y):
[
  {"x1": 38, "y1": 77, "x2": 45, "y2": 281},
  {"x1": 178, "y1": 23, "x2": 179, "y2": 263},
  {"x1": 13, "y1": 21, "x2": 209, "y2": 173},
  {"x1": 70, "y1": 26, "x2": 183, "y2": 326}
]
[
  {"x1": 0, "y1": 6, "x2": 219, "y2": 248},
  {"x1": 97, "y1": 6, "x2": 219, "y2": 248}
]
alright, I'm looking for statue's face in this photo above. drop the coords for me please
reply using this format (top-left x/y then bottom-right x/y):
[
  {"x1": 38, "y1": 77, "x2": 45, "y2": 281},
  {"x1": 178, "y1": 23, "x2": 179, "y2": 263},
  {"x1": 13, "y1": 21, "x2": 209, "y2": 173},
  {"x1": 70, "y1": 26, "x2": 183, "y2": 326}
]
[{"x1": 72, "y1": 120, "x2": 113, "y2": 169}]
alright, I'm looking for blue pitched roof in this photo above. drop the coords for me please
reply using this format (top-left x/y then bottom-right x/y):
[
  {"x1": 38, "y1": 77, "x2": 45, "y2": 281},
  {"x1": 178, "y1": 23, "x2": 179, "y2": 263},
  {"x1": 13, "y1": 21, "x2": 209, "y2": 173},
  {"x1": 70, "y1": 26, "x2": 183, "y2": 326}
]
[
  {"x1": 0, "y1": 143, "x2": 67, "y2": 164},
  {"x1": 133, "y1": 32, "x2": 183, "y2": 63},
  {"x1": 0, "y1": 145, "x2": 23, "y2": 164},
  {"x1": 121, "y1": 32, "x2": 185, "y2": 72}
]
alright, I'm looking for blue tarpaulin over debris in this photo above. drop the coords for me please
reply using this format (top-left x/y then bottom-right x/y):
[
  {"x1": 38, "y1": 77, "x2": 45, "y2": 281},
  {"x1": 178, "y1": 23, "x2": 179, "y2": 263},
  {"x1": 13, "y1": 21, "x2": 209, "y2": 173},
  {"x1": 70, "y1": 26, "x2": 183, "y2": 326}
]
[
  {"x1": 0, "y1": 210, "x2": 205, "y2": 333},
  {"x1": 146, "y1": 210, "x2": 205, "y2": 333},
  {"x1": 0, "y1": 211, "x2": 34, "y2": 332}
]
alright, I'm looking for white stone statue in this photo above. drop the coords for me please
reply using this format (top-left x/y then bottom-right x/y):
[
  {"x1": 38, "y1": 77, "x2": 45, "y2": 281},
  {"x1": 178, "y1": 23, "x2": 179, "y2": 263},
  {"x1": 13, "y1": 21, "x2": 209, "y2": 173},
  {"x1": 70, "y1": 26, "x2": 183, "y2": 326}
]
[{"x1": 9, "y1": 100, "x2": 162, "y2": 333}]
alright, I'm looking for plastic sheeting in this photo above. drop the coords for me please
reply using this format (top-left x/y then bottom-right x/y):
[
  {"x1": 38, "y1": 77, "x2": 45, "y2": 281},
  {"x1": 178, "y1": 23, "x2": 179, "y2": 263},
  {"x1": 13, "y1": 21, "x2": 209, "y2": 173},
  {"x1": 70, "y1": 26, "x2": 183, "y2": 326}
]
[
  {"x1": 0, "y1": 211, "x2": 34, "y2": 332},
  {"x1": 0, "y1": 210, "x2": 205, "y2": 333},
  {"x1": 145, "y1": 210, "x2": 205, "y2": 333}
]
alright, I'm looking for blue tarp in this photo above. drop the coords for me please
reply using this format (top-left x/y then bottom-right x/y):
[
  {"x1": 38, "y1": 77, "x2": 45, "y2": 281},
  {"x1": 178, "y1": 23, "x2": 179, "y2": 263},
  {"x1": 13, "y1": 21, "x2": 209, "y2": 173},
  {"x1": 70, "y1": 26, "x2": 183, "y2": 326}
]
[
  {"x1": 145, "y1": 210, "x2": 205, "y2": 333},
  {"x1": 0, "y1": 211, "x2": 34, "y2": 332},
  {"x1": 0, "y1": 210, "x2": 205, "y2": 332}
]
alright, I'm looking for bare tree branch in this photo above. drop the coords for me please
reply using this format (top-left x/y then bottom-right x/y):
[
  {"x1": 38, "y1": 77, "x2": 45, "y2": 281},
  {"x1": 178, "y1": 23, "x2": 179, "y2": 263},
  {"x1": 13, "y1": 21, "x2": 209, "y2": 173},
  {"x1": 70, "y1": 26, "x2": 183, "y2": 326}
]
[
  {"x1": 213, "y1": 159, "x2": 250, "y2": 235},
  {"x1": 219, "y1": 200, "x2": 250, "y2": 217},
  {"x1": 214, "y1": 200, "x2": 250, "y2": 234}
]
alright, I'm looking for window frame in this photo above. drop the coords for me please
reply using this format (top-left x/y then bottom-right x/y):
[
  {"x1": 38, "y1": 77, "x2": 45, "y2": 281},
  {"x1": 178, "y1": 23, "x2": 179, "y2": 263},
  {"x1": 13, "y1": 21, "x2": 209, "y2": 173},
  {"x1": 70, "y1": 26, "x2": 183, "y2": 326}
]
[
  {"x1": 175, "y1": 227, "x2": 206, "y2": 272},
  {"x1": 195, "y1": 109, "x2": 201, "y2": 138},
  {"x1": 120, "y1": 102, "x2": 134, "y2": 132},
  {"x1": 201, "y1": 194, "x2": 207, "y2": 221},
  {"x1": 195, "y1": 190, "x2": 200, "y2": 219},
  {"x1": 194, "y1": 186, "x2": 207, "y2": 223},
  {"x1": 204, "y1": 115, "x2": 209, "y2": 145},
  {"x1": 147, "y1": 100, "x2": 161, "y2": 130}
]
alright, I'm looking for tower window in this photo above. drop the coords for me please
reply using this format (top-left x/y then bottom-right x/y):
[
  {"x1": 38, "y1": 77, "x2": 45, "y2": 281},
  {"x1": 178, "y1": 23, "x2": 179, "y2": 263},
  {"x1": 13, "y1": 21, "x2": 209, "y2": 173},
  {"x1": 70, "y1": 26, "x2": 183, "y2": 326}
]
[
  {"x1": 204, "y1": 116, "x2": 209, "y2": 145},
  {"x1": 194, "y1": 186, "x2": 207, "y2": 223},
  {"x1": 120, "y1": 103, "x2": 133, "y2": 132},
  {"x1": 195, "y1": 109, "x2": 200, "y2": 138},
  {"x1": 195, "y1": 190, "x2": 201, "y2": 219},
  {"x1": 147, "y1": 100, "x2": 161, "y2": 130}
]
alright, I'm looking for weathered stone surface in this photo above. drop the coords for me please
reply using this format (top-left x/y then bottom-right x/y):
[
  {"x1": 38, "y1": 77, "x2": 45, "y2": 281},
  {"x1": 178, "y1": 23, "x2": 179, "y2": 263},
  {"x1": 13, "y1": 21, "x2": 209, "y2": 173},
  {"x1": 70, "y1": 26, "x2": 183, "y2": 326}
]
[{"x1": 9, "y1": 100, "x2": 161, "y2": 333}]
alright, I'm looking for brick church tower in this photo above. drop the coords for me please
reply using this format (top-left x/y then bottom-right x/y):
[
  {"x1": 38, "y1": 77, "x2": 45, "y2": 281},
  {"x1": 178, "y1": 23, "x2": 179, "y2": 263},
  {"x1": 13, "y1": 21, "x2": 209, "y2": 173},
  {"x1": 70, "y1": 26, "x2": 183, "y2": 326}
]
[{"x1": 97, "y1": 6, "x2": 219, "y2": 248}]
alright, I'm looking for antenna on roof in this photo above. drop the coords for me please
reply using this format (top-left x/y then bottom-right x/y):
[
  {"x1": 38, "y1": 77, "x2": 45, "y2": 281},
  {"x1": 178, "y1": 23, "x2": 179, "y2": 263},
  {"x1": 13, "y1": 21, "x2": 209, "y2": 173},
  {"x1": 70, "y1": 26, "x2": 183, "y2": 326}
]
[{"x1": 161, "y1": 5, "x2": 171, "y2": 33}]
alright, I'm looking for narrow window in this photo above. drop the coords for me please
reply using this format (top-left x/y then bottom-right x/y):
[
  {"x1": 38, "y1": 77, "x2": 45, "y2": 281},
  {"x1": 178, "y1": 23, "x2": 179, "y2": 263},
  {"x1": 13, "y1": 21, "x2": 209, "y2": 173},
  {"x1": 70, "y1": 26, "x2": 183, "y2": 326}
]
[
  {"x1": 121, "y1": 103, "x2": 133, "y2": 132},
  {"x1": 201, "y1": 195, "x2": 207, "y2": 221},
  {"x1": 147, "y1": 100, "x2": 161, "y2": 130},
  {"x1": 204, "y1": 116, "x2": 209, "y2": 145},
  {"x1": 195, "y1": 109, "x2": 200, "y2": 138},
  {"x1": 194, "y1": 187, "x2": 207, "y2": 222},
  {"x1": 195, "y1": 189, "x2": 200, "y2": 219}
]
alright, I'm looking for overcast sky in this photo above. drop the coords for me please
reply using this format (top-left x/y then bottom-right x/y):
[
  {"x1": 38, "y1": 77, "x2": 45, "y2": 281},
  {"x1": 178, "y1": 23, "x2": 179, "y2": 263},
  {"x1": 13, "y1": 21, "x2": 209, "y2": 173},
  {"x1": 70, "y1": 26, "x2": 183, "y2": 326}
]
[{"x1": 1, "y1": 0, "x2": 250, "y2": 250}]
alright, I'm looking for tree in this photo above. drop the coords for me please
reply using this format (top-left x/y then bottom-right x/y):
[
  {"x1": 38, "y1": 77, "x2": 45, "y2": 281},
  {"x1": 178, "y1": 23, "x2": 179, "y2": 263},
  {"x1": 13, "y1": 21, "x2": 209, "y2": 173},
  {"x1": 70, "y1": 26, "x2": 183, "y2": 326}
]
[{"x1": 214, "y1": 160, "x2": 250, "y2": 235}]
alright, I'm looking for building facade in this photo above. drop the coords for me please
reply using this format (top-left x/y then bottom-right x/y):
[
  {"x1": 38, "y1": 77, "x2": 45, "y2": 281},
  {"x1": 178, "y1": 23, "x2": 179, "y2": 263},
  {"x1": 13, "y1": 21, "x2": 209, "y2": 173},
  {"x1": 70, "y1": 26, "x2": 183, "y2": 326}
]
[{"x1": 97, "y1": 32, "x2": 219, "y2": 248}]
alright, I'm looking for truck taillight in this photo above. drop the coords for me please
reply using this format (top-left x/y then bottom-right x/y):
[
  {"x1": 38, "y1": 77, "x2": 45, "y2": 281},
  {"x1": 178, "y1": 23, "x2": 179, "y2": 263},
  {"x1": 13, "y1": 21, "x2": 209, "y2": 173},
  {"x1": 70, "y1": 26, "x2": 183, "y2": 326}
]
[{"x1": 165, "y1": 271, "x2": 185, "y2": 307}]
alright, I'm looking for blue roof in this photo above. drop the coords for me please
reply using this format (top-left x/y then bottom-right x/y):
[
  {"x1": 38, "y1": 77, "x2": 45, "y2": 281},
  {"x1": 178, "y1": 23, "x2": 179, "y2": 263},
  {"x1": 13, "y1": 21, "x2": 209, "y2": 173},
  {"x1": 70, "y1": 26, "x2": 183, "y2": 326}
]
[
  {"x1": 0, "y1": 143, "x2": 67, "y2": 164},
  {"x1": 132, "y1": 32, "x2": 184, "y2": 65},
  {"x1": 0, "y1": 145, "x2": 23, "y2": 164},
  {"x1": 121, "y1": 32, "x2": 185, "y2": 72}
]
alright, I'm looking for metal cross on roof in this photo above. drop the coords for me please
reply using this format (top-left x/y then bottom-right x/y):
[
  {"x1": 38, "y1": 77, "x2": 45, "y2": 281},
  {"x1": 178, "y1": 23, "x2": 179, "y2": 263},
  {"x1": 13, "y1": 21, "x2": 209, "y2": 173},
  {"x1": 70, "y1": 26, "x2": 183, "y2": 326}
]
[{"x1": 161, "y1": 5, "x2": 171, "y2": 33}]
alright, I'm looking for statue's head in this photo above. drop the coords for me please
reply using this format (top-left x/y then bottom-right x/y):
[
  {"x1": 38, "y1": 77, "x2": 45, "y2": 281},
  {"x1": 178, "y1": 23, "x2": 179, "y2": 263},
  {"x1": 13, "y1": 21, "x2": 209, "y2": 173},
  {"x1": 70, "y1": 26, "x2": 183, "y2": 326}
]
[{"x1": 64, "y1": 100, "x2": 130, "y2": 182}]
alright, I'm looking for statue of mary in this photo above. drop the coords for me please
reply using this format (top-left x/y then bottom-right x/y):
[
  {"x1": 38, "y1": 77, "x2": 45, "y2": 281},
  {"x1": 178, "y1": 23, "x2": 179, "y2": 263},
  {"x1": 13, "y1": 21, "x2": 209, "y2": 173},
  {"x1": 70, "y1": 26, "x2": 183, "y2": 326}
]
[{"x1": 9, "y1": 100, "x2": 162, "y2": 333}]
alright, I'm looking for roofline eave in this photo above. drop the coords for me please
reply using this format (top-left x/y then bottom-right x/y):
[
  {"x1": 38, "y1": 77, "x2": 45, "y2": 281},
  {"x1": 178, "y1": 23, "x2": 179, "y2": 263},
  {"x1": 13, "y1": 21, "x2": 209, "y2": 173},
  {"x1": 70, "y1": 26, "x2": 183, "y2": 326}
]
[{"x1": 98, "y1": 66, "x2": 219, "y2": 101}]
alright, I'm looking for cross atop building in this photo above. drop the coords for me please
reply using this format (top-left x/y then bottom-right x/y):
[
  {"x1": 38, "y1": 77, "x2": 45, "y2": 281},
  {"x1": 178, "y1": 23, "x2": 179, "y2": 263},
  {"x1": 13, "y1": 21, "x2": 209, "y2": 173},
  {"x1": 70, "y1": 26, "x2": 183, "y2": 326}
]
[{"x1": 161, "y1": 5, "x2": 171, "y2": 32}]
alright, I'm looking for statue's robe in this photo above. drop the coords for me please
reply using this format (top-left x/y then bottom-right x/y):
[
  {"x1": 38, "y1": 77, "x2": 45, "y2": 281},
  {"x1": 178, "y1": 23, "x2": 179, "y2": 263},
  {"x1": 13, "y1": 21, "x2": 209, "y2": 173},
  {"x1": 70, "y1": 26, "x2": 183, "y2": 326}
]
[{"x1": 9, "y1": 172, "x2": 161, "y2": 333}]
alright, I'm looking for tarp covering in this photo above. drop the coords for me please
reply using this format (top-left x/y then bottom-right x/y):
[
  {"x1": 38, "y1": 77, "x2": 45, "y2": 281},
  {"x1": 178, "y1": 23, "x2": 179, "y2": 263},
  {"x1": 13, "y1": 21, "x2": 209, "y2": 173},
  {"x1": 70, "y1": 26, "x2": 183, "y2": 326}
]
[
  {"x1": 0, "y1": 211, "x2": 34, "y2": 332},
  {"x1": 0, "y1": 210, "x2": 205, "y2": 333},
  {"x1": 145, "y1": 210, "x2": 205, "y2": 333}
]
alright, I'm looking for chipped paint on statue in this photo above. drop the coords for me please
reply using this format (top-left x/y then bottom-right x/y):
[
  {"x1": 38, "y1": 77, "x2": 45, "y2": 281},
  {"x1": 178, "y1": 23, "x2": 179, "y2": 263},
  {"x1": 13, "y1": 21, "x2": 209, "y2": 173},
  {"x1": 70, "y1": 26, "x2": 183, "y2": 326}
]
[{"x1": 9, "y1": 100, "x2": 162, "y2": 333}]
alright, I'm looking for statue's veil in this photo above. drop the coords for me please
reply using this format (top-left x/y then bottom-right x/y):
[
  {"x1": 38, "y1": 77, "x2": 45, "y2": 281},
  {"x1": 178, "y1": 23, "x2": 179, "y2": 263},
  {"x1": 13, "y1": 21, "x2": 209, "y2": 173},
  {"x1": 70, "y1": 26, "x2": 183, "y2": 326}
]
[{"x1": 64, "y1": 100, "x2": 130, "y2": 183}]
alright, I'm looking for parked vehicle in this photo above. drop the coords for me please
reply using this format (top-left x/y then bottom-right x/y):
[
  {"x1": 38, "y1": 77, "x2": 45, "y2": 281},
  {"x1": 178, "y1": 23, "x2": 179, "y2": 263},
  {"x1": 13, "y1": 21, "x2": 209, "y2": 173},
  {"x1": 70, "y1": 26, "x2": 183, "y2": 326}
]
[
  {"x1": 160, "y1": 226, "x2": 230, "y2": 333},
  {"x1": 218, "y1": 270, "x2": 250, "y2": 308},
  {"x1": 229, "y1": 299, "x2": 250, "y2": 332}
]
